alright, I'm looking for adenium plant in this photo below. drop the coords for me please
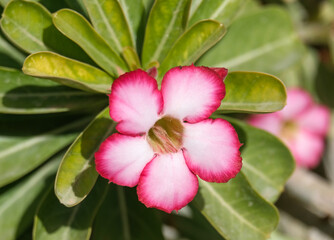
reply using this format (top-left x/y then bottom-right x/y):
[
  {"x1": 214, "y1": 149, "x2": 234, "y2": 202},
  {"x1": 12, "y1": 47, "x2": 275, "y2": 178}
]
[{"x1": 95, "y1": 65, "x2": 242, "y2": 212}]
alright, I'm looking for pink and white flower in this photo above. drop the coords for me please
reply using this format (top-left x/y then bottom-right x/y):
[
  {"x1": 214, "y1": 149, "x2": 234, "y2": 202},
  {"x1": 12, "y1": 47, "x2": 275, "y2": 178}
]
[
  {"x1": 95, "y1": 65, "x2": 242, "y2": 213},
  {"x1": 249, "y1": 88, "x2": 330, "y2": 169}
]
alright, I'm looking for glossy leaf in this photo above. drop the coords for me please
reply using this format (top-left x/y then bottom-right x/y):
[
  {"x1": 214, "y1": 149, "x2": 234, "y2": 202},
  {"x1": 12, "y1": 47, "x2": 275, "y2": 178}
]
[
  {"x1": 0, "y1": 67, "x2": 107, "y2": 114},
  {"x1": 53, "y1": 9, "x2": 128, "y2": 76},
  {"x1": 0, "y1": 115, "x2": 89, "y2": 188},
  {"x1": 158, "y1": 20, "x2": 226, "y2": 79},
  {"x1": 219, "y1": 71, "x2": 287, "y2": 113},
  {"x1": 0, "y1": 0, "x2": 94, "y2": 63},
  {"x1": 23, "y1": 52, "x2": 113, "y2": 93},
  {"x1": 118, "y1": 0, "x2": 146, "y2": 50},
  {"x1": 226, "y1": 117, "x2": 295, "y2": 202},
  {"x1": 1, "y1": 0, "x2": 52, "y2": 53},
  {"x1": 55, "y1": 108, "x2": 116, "y2": 207},
  {"x1": 194, "y1": 174, "x2": 279, "y2": 240},
  {"x1": 83, "y1": 0, "x2": 134, "y2": 54},
  {"x1": 198, "y1": 7, "x2": 304, "y2": 75},
  {"x1": 0, "y1": 154, "x2": 60, "y2": 240},
  {"x1": 91, "y1": 185, "x2": 164, "y2": 240},
  {"x1": 141, "y1": 0, "x2": 191, "y2": 68},
  {"x1": 188, "y1": 0, "x2": 245, "y2": 27},
  {"x1": 33, "y1": 178, "x2": 108, "y2": 240}
]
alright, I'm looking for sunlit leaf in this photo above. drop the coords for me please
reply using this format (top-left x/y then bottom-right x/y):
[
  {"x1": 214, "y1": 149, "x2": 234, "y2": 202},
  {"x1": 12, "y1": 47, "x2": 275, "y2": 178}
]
[
  {"x1": 53, "y1": 9, "x2": 128, "y2": 76},
  {"x1": 198, "y1": 7, "x2": 304, "y2": 75},
  {"x1": 219, "y1": 71, "x2": 287, "y2": 113},
  {"x1": 0, "y1": 66, "x2": 107, "y2": 114},
  {"x1": 141, "y1": 0, "x2": 191, "y2": 68},
  {"x1": 55, "y1": 107, "x2": 116, "y2": 207},
  {"x1": 0, "y1": 155, "x2": 61, "y2": 240},
  {"x1": 23, "y1": 52, "x2": 113, "y2": 93},
  {"x1": 158, "y1": 20, "x2": 225, "y2": 79}
]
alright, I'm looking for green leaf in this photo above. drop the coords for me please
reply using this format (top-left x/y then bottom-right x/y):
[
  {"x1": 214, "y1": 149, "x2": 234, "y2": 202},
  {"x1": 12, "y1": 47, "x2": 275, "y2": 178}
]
[
  {"x1": 91, "y1": 185, "x2": 164, "y2": 240},
  {"x1": 0, "y1": 0, "x2": 94, "y2": 63},
  {"x1": 122, "y1": 46, "x2": 141, "y2": 70},
  {"x1": 194, "y1": 174, "x2": 279, "y2": 240},
  {"x1": 226, "y1": 117, "x2": 295, "y2": 202},
  {"x1": 65, "y1": 0, "x2": 89, "y2": 17},
  {"x1": 33, "y1": 178, "x2": 108, "y2": 240},
  {"x1": 0, "y1": 67, "x2": 107, "y2": 114},
  {"x1": 188, "y1": 0, "x2": 246, "y2": 27},
  {"x1": 1, "y1": 0, "x2": 52, "y2": 53},
  {"x1": 316, "y1": 64, "x2": 334, "y2": 108},
  {"x1": 198, "y1": 7, "x2": 305, "y2": 75},
  {"x1": 158, "y1": 20, "x2": 226, "y2": 79},
  {"x1": 0, "y1": 34, "x2": 25, "y2": 68},
  {"x1": 55, "y1": 107, "x2": 116, "y2": 207},
  {"x1": 23, "y1": 52, "x2": 113, "y2": 94},
  {"x1": 83, "y1": 0, "x2": 134, "y2": 54},
  {"x1": 118, "y1": 0, "x2": 146, "y2": 50},
  {"x1": 330, "y1": 27, "x2": 334, "y2": 63},
  {"x1": 0, "y1": 154, "x2": 61, "y2": 240},
  {"x1": 141, "y1": 0, "x2": 191, "y2": 68},
  {"x1": 219, "y1": 71, "x2": 287, "y2": 113},
  {"x1": 53, "y1": 9, "x2": 128, "y2": 76},
  {"x1": 0, "y1": 115, "x2": 89, "y2": 188}
]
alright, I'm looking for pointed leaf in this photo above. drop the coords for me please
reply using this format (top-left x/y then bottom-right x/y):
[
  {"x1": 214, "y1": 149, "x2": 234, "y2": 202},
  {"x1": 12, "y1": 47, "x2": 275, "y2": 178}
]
[
  {"x1": 226, "y1": 117, "x2": 295, "y2": 202},
  {"x1": 198, "y1": 7, "x2": 305, "y2": 75},
  {"x1": 0, "y1": 0, "x2": 93, "y2": 63},
  {"x1": 141, "y1": 0, "x2": 191, "y2": 68},
  {"x1": 188, "y1": 0, "x2": 245, "y2": 27},
  {"x1": 55, "y1": 107, "x2": 116, "y2": 207},
  {"x1": 118, "y1": 0, "x2": 146, "y2": 50},
  {"x1": 83, "y1": 0, "x2": 134, "y2": 54},
  {"x1": 194, "y1": 174, "x2": 279, "y2": 240},
  {"x1": 158, "y1": 20, "x2": 226, "y2": 80},
  {"x1": 219, "y1": 71, "x2": 287, "y2": 113},
  {"x1": 0, "y1": 155, "x2": 61, "y2": 240},
  {"x1": 0, "y1": 115, "x2": 89, "y2": 188},
  {"x1": 33, "y1": 178, "x2": 108, "y2": 240},
  {"x1": 91, "y1": 185, "x2": 164, "y2": 240},
  {"x1": 23, "y1": 52, "x2": 113, "y2": 93},
  {"x1": 0, "y1": 67, "x2": 107, "y2": 114},
  {"x1": 53, "y1": 9, "x2": 128, "y2": 76}
]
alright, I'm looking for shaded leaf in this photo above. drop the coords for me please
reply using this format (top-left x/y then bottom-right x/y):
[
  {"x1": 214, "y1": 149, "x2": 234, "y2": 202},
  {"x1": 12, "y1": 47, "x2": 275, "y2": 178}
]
[
  {"x1": 0, "y1": 33, "x2": 25, "y2": 68},
  {"x1": 193, "y1": 174, "x2": 279, "y2": 240},
  {"x1": 53, "y1": 9, "x2": 128, "y2": 76},
  {"x1": 55, "y1": 107, "x2": 116, "y2": 207},
  {"x1": 83, "y1": 0, "x2": 134, "y2": 54},
  {"x1": 0, "y1": 66, "x2": 107, "y2": 114},
  {"x1": 226, "y1": 117, "x2": 295, "y2": 202},
  {"x1": 0, "y1": 115, "x2": 89, "y2": 188},
  {"x1": 219, "y1": 71, "x2": 287, "y2": 113},
  {"x1": 33, "y1": 178, "x2": 108, "y2": 240},
  {"x1": 198, "y1": 7, "x2": 305, "y2": 75},
  {"x1": 158, "y1": 20, "x2": 226, "y2": 79},
  {"x1": 188, "y1": 0, "x2": 245, "y2": 27},
  {"x1": 91, "y1": 185, "x2": 164, "y2": 240},
  {"x1": 23, "y1": 52, "x2": 113, "y2": 94},
  {"x1": 0, "y1": 154, "x2": 61, "y2": 240},
  {"x1": 141, "y1": 0, "x2": 191, "y2": 68}
]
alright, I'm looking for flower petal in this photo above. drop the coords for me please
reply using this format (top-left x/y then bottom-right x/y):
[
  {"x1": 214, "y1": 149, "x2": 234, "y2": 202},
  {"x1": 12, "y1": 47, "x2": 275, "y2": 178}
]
[
  {"x1": 248, "y1": 112, "x2": 283, "y2": 135},
  {"x1": 95, "y1": 133, "x2": 155, "y2": 187},
  {"x1": 284, "y1": 129, "x2": 325, "y2": 169},
  {"x1": 280, "y1": 88, "x2": 312, "y2": 120},
  {"x1": 110, "y1": 69, "x2": 163, "y2": 135},
  {"x1": 137, "y1": 151, "x2": 198, "y2": 213},
  {"x1": 161, "y1": 65, "x2": 225, "y2": 123},
  {"x1": 182, "y1": 118, "x2": 242, "y2": 183},
  {"x1": 296, "y1": 104, "x2": 330, "y2": 136}
]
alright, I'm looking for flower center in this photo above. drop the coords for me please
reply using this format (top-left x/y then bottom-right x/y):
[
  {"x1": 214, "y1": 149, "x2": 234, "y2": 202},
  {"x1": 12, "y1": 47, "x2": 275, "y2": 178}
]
[
  {"x1": 280, "y1": 120, "x2": 298, "y2": 140},
  {"x1": 147, "y1": 116, "x2": 184, "y2": 154}
]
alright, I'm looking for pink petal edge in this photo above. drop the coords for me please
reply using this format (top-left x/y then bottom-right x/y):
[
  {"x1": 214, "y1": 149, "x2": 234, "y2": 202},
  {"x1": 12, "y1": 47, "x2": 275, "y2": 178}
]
[
  {"x1": 95, "y1": 133, "x2": 155, "y2": 187},
  {"x1": 183, "y1": 118, "x2": 242, "y2": 183},
  {"x1": 161, "y1": 65, "x2": 225, "y2": 123},
  {"x1": 109, "y1": 69, "x2": 163, "y2": 135},
  {"x1": 137, "y1": 151, "x2": 199, "y2": 213}
]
